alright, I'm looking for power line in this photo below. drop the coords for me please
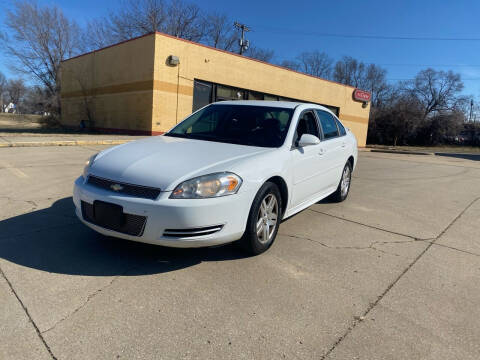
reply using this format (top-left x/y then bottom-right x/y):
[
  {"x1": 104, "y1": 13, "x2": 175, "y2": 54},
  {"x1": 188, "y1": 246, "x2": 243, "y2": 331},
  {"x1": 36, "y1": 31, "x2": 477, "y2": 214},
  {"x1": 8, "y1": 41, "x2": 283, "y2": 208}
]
[
  {"x1": 387, "y1": 78, "x2": 480, "y2": 81},
  {"x1": 375, "y1": 63, "x2": 480, "y2": 68},
  {"x1": 253, "y1": 26, "x2": 480, "y2": 42},
  {"x1": 274, "y1": 54, "x2": 480, "y2": 68}
]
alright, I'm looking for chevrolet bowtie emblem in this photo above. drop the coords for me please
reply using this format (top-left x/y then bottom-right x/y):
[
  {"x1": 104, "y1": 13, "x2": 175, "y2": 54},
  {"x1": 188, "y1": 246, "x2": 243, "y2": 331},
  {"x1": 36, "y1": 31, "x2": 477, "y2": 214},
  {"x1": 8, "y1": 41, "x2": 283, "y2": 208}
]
[{"x1": 110, "y1": 183, "x2": 124, "y2": 192}]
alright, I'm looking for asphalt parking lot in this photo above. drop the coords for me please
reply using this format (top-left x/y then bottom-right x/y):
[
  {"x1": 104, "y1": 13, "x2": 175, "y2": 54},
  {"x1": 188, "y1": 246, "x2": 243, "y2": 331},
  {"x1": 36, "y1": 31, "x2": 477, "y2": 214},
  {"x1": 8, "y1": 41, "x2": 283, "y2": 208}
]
[{"x1": 1, "y1": 146, "x2": 480, "y2": 360}]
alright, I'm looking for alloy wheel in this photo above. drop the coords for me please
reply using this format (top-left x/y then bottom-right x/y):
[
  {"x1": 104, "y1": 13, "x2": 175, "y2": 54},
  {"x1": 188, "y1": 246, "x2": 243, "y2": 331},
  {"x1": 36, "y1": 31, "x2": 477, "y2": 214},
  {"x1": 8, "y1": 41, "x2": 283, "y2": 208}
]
[
  {"x1": 256, "y1": 194, "x2": 278, "y2": 244},
  {"x1": 341, "y1": 165, "x2": 351, "y2": 197}
]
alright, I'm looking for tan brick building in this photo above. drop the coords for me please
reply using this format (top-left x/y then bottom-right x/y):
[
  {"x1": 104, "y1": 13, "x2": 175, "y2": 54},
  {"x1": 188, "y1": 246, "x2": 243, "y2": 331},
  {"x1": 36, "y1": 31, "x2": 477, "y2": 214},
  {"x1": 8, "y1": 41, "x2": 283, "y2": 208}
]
[{"x1": 61, "y1": 32, "x2": 371, "y2": 146}]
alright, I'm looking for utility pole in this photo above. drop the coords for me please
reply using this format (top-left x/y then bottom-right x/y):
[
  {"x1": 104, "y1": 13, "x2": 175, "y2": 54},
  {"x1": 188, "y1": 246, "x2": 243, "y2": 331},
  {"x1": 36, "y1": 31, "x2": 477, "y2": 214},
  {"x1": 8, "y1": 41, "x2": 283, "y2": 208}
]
[
  {"x1": 234, "y1": 22, "x2": 250, "y2": 55},
  {"x1": 469, "y1": 99, "x2": 474, "y2": 122}
]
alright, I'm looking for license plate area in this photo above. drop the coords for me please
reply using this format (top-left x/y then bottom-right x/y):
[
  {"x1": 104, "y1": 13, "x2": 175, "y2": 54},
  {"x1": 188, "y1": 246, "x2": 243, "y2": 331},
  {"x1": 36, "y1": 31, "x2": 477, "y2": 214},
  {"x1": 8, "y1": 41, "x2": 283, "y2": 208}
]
[{"x1": 93, "y1": 200, "x2": 125, "y2": 228}]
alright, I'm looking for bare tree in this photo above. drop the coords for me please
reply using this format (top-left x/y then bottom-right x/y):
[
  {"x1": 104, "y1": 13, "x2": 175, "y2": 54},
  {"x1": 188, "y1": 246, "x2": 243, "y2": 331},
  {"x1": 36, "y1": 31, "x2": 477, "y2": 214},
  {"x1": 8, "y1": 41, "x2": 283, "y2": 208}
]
[
  {"x1": 22, "y1": 85, "x2": 50, "y2": 114},
  {"x1": 403, "y1": 68, "x2": 464, "y2": 120},
  {"x1": 332, "y1": 57, "x2": 390, "y2": 107},
  {"x1": 164, "y1": 0, "x2": 204, "y2": 41},
  {"x1": 92, "y1": 0, "x2": 204, "y2": 46},
  {"x1": 2, "y1": 1, "x2": 83, "y2": 115},
  {"x1": 363, "y1": 64, "x2": 391, "y2": 107},
  {"x1": 244, "y1": 46, "x2": 274, "y2": 63},
  {"x1": 106, "y1": 0, "x2": 167, "y2": 43},
  {"x1": 368, "y1": 94, "x2": 423, "y2": 146},
  {"x1": 83, "y1": 19, "x2": 117, "y2": 50},
  {"x1": 5, "y1": 78, "x2": 27, "y2": 111},
  {"x1": 296, "y1": 51, "x2": 333, "y2": 79},
  {"x1": 0, "y1": 72, "x2": 7, "y2": 112},
  {"x1": 203, "y1": 13, "x2": 238, "y2": 51},
  {"x1": 279, "y1": 60, "x2": 301, "y2": 72},
  {"x1": 332, "y1": 56, "x2": 367, "y2": 88}
]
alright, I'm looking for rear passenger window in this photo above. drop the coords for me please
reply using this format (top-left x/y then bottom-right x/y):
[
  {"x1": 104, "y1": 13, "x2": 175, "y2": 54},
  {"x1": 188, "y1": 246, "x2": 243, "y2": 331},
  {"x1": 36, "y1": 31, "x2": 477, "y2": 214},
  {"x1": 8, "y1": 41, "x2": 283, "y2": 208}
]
[
  {"x1": 316, "y1": 110, "x2": 339, "y2": 139},
  {"x1": 335, "y1": 118, "x2": 346, "y2": 136}
]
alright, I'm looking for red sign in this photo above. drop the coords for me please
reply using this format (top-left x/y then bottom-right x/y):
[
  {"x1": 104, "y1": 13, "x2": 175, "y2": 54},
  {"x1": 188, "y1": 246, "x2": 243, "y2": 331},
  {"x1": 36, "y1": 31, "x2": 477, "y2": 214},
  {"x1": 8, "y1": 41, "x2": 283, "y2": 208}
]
[{"x1": 353, "y1": 89, "x2": 371, "y2": 102}]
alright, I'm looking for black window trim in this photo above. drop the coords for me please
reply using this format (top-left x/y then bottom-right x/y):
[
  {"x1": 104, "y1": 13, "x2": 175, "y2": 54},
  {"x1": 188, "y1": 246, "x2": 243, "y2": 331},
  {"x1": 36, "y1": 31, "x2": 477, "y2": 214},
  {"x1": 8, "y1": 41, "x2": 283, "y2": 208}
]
[
  {"x1": 291, "y1": 109, "x2": 322, "y2": 150},
  {"x1": 333, "y1": 116, "x2": 347, "y2": 137}
]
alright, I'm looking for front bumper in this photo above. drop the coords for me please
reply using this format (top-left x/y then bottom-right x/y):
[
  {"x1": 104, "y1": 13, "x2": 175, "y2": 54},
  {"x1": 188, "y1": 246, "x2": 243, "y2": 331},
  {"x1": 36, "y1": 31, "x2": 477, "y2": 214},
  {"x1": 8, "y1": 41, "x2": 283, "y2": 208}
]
[{"x1": 73, "y1": 176, "x2": 252, "y2": 247}]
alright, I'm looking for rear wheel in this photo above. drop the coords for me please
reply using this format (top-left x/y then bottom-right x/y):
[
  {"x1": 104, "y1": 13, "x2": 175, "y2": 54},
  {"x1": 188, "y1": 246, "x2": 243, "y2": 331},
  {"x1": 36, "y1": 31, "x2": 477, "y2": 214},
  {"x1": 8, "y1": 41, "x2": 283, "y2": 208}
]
[
  {"x1": 240, "y1": 182, "x2": 282, "y2": 255},
  {"x1": 331, "y1": 162, "x2": 352, "y2": 202}
]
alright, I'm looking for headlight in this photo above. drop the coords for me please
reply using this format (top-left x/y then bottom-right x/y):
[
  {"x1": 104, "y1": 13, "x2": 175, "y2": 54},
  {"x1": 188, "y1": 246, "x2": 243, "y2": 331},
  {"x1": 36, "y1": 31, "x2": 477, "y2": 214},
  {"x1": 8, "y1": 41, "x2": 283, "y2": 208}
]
[
  {"x1": 170, "y1": 172, "x2": 242, "y2": 199},
  {"x1": 83, "y1": 153, "x2": 98, "y2": 179}
]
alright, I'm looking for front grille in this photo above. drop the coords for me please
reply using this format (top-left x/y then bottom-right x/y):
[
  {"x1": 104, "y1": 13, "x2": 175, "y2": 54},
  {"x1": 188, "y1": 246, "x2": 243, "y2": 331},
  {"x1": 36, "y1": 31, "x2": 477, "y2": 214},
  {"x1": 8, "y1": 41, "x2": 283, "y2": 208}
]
[
  {"x1": 87, "y1": 175, "x2": 161, "y2": 200},
  {"x1": 163, "y1": 225, "x2": 224, "y2": 238},
  {"x1": 81, "y1": 201, "x2": 147, "y2": 236}
]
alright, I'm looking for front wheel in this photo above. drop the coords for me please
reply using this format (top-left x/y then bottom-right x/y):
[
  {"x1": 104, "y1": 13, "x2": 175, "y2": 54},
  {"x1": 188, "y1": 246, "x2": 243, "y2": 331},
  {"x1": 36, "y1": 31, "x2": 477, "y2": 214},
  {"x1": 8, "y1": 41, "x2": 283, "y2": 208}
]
[
  {"x1": 240, "y1": 182, "x2": 282, "y2": 255},
  {"x1": 330, "y1": 161, "x2": 352, "y2": 202}
]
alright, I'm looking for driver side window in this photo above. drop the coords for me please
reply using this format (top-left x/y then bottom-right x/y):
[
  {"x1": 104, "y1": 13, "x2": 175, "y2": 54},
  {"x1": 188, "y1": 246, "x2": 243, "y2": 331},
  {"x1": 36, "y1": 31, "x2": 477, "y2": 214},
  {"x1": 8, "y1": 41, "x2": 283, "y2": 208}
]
[{"x1": 294, "y1": 111, "x2": 320, "y2": 146}]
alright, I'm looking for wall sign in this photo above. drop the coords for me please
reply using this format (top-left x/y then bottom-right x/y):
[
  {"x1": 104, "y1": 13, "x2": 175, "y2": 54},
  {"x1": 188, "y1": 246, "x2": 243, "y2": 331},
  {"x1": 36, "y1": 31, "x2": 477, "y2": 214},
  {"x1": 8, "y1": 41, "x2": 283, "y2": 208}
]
[{"x1": 353, "y1": 89, "x2": 371, "y2": 102}]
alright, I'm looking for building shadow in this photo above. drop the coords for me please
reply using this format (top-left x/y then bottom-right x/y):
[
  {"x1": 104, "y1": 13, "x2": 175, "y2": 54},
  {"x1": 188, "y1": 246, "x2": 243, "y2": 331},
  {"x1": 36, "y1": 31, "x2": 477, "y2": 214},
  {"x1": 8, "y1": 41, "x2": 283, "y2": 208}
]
[
  {"x1": 0, "y1": 197, "x2": 248, "y2": 277},
  {"x1": 435, "y1": 152, "x2": 480, "y2": 161}
]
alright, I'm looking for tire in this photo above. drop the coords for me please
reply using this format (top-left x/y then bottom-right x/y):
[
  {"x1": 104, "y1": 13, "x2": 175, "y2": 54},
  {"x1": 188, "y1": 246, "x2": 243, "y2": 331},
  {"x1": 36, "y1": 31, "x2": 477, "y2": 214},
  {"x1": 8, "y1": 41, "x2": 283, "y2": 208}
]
[
  {"x1": 330, "y1": 161, "x2": 352, "y2": 202},
  {"x1": 240, "y1": 182, "x2": 282, "y2": 255}
]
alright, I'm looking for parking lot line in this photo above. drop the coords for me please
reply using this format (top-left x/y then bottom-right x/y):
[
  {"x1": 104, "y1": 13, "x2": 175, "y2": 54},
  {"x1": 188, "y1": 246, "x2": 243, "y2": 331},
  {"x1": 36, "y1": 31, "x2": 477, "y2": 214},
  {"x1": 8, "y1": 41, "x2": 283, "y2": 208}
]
[{"x1": 0, "y1": 160, "x2": 28, "y2": 179}]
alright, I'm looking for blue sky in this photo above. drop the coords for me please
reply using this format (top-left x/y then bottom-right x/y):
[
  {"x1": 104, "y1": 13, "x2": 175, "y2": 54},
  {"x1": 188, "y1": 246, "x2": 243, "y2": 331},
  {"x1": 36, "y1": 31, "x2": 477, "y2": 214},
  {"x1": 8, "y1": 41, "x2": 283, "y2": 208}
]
[{"x1": 2, "y1": 0, "x2": 480, "y2": 97}]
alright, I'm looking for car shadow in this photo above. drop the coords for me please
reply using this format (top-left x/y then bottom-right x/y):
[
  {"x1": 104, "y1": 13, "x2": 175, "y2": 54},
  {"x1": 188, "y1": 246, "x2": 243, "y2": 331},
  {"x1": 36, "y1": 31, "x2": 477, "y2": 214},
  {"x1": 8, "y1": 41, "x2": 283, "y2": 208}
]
[
  {"x1": 0, "y1": 197, "x2": 249, "y2": 277},
  {"x1": 316, "y1": 196, "x2": 336, "y2": 204},
  {"x1": 435, "y1": 152, "x2": 480, "y2": 161}
]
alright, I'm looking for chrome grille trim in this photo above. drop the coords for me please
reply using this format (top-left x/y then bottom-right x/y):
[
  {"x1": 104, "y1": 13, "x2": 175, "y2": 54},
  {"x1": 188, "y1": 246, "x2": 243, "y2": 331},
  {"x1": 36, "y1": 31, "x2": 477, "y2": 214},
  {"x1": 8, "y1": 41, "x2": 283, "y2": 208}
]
[
  {"x1": 87, "y1": 175, "x2": 161, "y2": 200},
  {"x1": 163, "y1": 225, "x2": 224, "y2": 238}
]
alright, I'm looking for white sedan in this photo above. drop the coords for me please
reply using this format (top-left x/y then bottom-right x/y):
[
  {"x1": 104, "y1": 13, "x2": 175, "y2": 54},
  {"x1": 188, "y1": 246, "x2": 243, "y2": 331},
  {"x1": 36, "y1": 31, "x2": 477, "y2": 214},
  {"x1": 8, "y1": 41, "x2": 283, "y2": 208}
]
[{"x1": 74, "y1": 101, "x2": 357, "y2": 254}]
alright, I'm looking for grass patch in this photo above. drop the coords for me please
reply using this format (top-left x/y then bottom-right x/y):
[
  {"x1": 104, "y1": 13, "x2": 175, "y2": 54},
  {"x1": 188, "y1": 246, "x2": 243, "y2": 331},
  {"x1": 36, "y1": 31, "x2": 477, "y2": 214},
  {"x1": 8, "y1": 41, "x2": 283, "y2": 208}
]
[{"x1": 367, "y1": 144, "x2": 480, "y2": 154}]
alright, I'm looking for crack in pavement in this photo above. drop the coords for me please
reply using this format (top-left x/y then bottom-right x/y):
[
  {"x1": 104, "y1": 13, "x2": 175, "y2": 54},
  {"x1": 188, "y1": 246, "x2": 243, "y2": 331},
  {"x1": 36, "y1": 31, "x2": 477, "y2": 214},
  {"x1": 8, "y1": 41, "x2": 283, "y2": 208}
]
[
  {"x1": 281, "y1": 233, "x2": 425, "y2": 258},
  {"x1": 40, "y1": 263, "x2": 143, "y2": 335},
  {"x1": 0, "y1": 195, "x2": 38, "y2": 212},
  {"x1": 429, "y1": 242, "x2": 480, "y2": 258},
  {"x1": 41, "y1": 276, "x2": 121, "y2": 335},
  {"x1": 307, "y1": 208, "x2": 427, "y2": 241},
  {"x1": 319, "y1": 196, "x2": 480, "y2": 360},
  {"x1": 0, "y1": 265, "x2": 58, "y2": 360}
]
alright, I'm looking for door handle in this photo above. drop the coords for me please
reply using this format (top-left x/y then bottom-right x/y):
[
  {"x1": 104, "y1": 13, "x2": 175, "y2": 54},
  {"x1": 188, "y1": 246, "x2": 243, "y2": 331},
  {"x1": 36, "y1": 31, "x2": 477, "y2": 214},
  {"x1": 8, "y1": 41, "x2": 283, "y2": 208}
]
[
  {"x1": 318, "y1": 148, "x2": 325, "y2": 155},
  {"x1": 341, "y1": 142, "x2": 346, "y2": 148}
]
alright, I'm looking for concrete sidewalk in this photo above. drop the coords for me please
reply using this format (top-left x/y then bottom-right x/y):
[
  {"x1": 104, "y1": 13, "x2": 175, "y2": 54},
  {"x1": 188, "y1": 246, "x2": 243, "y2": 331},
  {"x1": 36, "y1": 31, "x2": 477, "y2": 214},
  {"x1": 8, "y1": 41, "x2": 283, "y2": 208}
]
[{"x1": 0, "y1": 133, "x2": 146, "y2": 147}]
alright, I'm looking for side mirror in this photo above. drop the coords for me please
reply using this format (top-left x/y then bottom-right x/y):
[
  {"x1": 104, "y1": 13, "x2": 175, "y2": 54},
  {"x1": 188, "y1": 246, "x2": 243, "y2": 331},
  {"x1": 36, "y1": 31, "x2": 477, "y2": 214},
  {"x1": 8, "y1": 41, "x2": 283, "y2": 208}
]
[{"x1": 298, "y1": 134, "x2": 320, "y2": 147}]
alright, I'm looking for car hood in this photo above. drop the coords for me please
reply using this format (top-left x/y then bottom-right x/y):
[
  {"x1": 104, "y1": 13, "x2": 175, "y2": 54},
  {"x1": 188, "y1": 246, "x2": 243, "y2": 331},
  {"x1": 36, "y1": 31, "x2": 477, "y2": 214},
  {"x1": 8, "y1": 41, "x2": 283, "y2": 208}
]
[{"x1": 89, "y1": 135, "x2": 271, "y2": 191}]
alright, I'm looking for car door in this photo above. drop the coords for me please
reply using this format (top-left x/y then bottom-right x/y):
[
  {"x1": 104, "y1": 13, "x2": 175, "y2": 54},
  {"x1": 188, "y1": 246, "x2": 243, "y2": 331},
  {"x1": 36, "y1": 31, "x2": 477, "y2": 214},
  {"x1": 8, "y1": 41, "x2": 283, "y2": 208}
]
[
  {"x1": 290, "y1": 110, "x2": 329, "y2": 209},
  {"x1": 315, "y1": 110, "x2": 345, "y2": 190}
]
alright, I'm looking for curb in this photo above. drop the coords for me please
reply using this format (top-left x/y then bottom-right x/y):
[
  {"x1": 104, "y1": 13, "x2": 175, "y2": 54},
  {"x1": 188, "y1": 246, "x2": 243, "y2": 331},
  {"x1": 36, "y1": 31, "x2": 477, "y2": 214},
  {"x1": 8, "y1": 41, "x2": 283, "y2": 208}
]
[
  {"x1": 0, "y1": 139, "x2": 133, "y2": 148},
  {"x1": 369, "y1": 149, "x2": 433, "y2": 156}
]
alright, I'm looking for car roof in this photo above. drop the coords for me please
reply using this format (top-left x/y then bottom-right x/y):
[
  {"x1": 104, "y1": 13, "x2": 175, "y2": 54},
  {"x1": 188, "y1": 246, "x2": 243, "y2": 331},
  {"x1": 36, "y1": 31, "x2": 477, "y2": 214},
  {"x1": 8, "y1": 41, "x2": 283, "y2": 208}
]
[
  {"x1": 212, "y1": 100, "x2": 301, "y2": 109},
  {"x1": 211, "y1": 100, "x2": 333, "y2": 113}
]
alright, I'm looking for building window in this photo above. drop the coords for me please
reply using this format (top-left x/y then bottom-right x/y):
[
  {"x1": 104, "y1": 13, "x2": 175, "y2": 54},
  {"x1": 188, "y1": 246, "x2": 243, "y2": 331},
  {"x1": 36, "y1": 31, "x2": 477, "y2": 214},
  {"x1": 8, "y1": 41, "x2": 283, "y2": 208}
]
[
  {"x1": 248, "y1": 91, "x2": 264, "y2": 100},
  {"x1": 216, "y1": 85, "x2": 245, "y2": 101},
  {"x1": 264, "y1": 94, "x2": 279, "y2": 101},
  {"x1": 192, "y1": 79, "x2": 340, "y2": 117},
  {"x1": 192, "y1": 80, "x2": 213, "y2": 112}
]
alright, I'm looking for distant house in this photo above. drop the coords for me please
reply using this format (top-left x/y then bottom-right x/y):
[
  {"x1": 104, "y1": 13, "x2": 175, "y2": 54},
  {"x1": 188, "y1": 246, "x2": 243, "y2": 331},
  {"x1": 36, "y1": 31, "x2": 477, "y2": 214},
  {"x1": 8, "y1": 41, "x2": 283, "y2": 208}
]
[{"x1": 3, "y1": 102, "x2": 16, "y2": 113}]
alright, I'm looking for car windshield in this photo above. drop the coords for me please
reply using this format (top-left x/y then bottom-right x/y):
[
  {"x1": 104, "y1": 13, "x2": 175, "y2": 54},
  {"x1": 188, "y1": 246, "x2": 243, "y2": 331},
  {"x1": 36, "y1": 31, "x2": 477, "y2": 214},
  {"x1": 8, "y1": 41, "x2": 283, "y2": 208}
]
[{"x1": 165, "y1": 104, "x2": 294, "y2": 147}]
